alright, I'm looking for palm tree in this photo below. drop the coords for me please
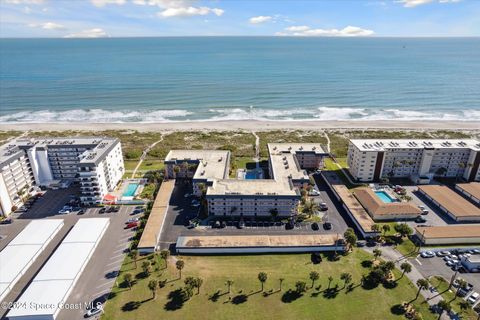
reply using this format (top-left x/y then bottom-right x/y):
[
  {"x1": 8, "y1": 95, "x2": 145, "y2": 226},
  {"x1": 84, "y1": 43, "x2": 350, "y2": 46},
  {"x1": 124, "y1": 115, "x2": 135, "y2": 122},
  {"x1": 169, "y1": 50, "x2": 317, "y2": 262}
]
[
  {"x1": 141, "y1": 261, "x2": 151, "y2": 276},
  {"x1": 176, "y1": 260, "x2": 185, "y2": 279},
  {"x1": 399, "y1": 262, "x2": 412, "y2": 280},
  {"x1": 344, "y1": 228, "x2": 357, "y2": 250},
  {"x1": 173, "y1": 165, "x2": 180, "y2": 178},
  {"x1": 124, "y1": 273, "x2": 133, "y2": 290},
  {"x1": 278, "y1": 278, "x2": 284, "y2": 292},
  {"x1": 373, "y1": 249, "x2": 382, "y2": 261},
  {"x1": 258, "y1": 272, "x2": 268, "y2": 292},
  {"x1": 340, "y1": 272, "x2": 352, "y2": 289},
  {"x1": 128, "y1": 249, "x2": 138, "y2": 269},
  {"x1": 309, "y1": 271, "x2": 319, "y2": 289},
  {"x1": 302, "y1": 199, "x2": 319, "y2": 217},
  {"x1": 453, "y1": 279, "x2": 467, "y2": 302},
  {"x1": 437, "y1": 300, "x2": 451, "y2": 320},
  {"x1": 412, "y1": 278, "x2": 429, "y2": 302},
  {"x1": 327, "y1": 276, "x2": 333, "y2": 289},
  {"x1": 148, "y1": 280, "x2": 158, "y2": 299},
  {"x1": 295, "y1": 281, "x2": 307, "y2": 293},
  {"x1": 382, "y1": 224, "x2": 391, "y2": 236},
  {"x1": 225, "y1": 280, "x2": 234, "y2": 294},
  {"x1": 195, "y1": 277, "x2": 203, "y2": 295},
  {"x1": 160, "y1": 249, "x2": 170, "y2": 269}
]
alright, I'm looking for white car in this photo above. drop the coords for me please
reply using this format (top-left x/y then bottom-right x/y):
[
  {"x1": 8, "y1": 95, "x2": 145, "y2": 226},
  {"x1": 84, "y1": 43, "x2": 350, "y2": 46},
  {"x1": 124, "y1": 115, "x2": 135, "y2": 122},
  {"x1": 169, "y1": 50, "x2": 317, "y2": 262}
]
[
  {"x1": 447, "y1": 254, "x2": 459, "y2": 260},
  {"x1": 420, "y1": 251, "x2": 435, "y2": 258},
  {"x1": 436, "y1": 251, "x2": 450, "y2": 257},
  {"x1": 184, "y1": 193, "x2": 191, "y2": 198},
  {"x1": 309, "y1": 190, "x2": 320, "y2": 196},
  {"x1": 58, "y1": 209, "x2": 71, "y2": 214},
  {"x1": 85, "y1": 305, "x2": 103, "y2": 317},
  {"x1": 446, "y1": 260, "x2": 459, "y2": 267},
  {"x1": 473, "y1": 249, "x2": 480, "y2": 254},
  {"x1": 418, "y1": 205, "x2": 426, "y2": 210},
  {"x1": 467, "y1": 292, "x2": 479, "y2": 304}
]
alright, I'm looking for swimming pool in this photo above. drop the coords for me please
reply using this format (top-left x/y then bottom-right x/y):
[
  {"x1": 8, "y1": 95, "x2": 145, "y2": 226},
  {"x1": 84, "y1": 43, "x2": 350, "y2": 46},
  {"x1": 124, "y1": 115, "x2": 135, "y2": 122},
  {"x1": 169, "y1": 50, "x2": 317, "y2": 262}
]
[
  {"x1": 245, "y1": 171, "x2": 259, "y2": 179},
  {"x1": 123, "y1": 183, "x2": 139, "y2": 197},
  {"x1": 375, "y1": 191, "x2": 394, "y2": 203}
]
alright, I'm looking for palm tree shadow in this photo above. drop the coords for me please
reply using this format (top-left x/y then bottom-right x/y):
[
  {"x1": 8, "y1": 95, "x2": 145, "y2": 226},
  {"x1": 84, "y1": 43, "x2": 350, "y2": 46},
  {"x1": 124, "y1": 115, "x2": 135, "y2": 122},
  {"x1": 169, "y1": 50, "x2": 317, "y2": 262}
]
[
  {"x1": 231, "y1": 294, "x2": 248, "y2": 305},
  {"x1": 281, "y1": 289, "x2": 303, "y2": 303},
  {"x1": 122, "y1": 301, "x2": 141, "y2": 312},
  {"x1": 164, "y1": 289, "x2": 185, "y2": 311}
]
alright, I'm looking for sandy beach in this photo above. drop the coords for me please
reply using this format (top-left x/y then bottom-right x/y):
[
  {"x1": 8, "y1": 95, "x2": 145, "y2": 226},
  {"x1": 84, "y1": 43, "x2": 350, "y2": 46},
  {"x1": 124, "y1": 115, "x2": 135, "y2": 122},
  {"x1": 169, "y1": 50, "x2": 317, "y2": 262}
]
[{"x1": 1, "y1": 120, "x2": 479, "y2": 133}]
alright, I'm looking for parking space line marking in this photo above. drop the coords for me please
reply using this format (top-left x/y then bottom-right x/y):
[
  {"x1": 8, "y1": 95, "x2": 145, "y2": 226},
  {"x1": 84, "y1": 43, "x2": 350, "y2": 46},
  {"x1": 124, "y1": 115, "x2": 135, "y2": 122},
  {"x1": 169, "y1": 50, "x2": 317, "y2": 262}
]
[
  {"x1": 96, "y1": 281, "x2": 115, "y2": 289},
  {"x1": 109, "y1": 253, "x2": 125, "y2": 261},
  {"x1": 415, "y1": 258, "x2": 422, "y2": 265}
]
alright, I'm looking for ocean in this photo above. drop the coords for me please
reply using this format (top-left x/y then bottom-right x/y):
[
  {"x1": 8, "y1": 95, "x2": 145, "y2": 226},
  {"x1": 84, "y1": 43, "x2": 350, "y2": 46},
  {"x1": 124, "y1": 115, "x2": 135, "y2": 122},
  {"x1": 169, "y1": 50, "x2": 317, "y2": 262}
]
[{"x1": 0, "y1": 37, "x2": 479, "y2": 123}]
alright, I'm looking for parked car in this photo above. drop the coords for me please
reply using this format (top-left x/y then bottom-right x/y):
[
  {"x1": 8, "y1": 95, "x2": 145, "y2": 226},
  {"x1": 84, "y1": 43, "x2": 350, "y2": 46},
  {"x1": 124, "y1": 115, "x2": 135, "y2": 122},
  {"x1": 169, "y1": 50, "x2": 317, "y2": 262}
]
[
  {"x1": 126, "y1": 217, "x2": 140, "y2": 224},
  {"x1": 468, "y1": 292, "x2": 479, "y2": 304},
  {"x1": 125, "y1": 222, "x2": 139, "y2": 229},
  {"x1": 131, "y1": 209, "x2": 142, "y2": 215},
  {"x1": 309, "y1": 190, "x2": 320, "y2": 196},
  {"x1": 99, "y1": 207, "x2": 107, "y2": 214},
  {"x1": 415, "y1": 216, "x2": 427, "y2": 223},
  {"x1": 319, "y1": 202, "x2": 328, "y2": 211},
  {"x1": 77, "y1": 209, "x2": 86, "y2": 215},
  {"x1": 418, "y1": 205, "x2": 426, "y2": 210},
  {"x1": 285, "y1": 221, "x2": 294, "y2": 230},
  {"x1": 323, "y1": 222, "x2": 332, "y2": 230},
  {"x1": 436, "y1": 250, "x2": 450, "y2": 257},
  {"x1": 192, "y1": 202, "x2": 201, "y2": 207},
  {"x1": 446, "y1": 260, "x2": 459, "y2": 267},
  {"x1": 473, "y1": 249, "x2": 480, "y2": 254},
  {"x1": 0, "y1": 218, "x2": 12, "y2": 225},
  {"x1": 458, "y1": 283, "x2": 474, "y2": 297},
  {"x1": 421, "y1": 209, "x2": 429, "y2": 215},
  {"x1": 420, "y1": 251, "x2": 435, "y2": 258},
  {"x1": 112, "y1": 206, "x2": 120, "y2": 212},
  {"x1": 220, "y1": 221, "x2": 226, "y2": 228},
  {"x1": 311, "y1": 222, "x2": 319, "y2": 230},
  {"x1": 58, "y1": 209, "x2": 71, "y2": 214},
  {"x1": 85, "y1": 305, "x2": 103, "y2": 317},
  {"x1": 213, "y1": 221, "x2": 221, "y2": 228},
  {"x1": 237, "y1": 220, "x2": 245, "y2": 229},
  {"x1": 356, "y1": 240, "x2": 367, "y2": 247}
]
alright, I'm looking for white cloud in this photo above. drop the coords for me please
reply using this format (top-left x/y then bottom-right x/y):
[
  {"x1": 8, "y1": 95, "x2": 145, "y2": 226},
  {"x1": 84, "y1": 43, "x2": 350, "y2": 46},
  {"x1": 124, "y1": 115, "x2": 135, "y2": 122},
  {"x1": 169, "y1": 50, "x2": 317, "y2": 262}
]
[
  {"x1": 28, "y1": 21, "x2": 66, "y2": 30},
  {"x1": 91, "y1": 0, "x2": 126, "y2": 7},
  {"x1": 64, "y1": 28, "x2": 109, "y2": 38},
  {"x1": 249, "y1": 16, "x2": 272, "y2": 24},
  {"x1": 277, "y1": 25, "x2": 374, "y2": 37},
  {"x1": 285, "y1": 25, "x2": 309, "y2": 32},
  {"x1": 158, "y1": 6, "x2": 223, "y2": 18},
  {"x1": 3, "y1": 0, "x2": 45, "y2": 4},
  {"x1": 397, "y1": 0, "x2": 461, "y2": 7}
]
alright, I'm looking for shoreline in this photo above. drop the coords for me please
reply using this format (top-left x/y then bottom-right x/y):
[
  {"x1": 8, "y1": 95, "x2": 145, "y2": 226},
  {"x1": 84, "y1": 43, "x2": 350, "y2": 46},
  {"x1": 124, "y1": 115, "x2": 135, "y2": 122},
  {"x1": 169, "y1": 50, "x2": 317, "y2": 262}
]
[{"x1": 1, "y1": 120, "x2": 479, "y2": 132}]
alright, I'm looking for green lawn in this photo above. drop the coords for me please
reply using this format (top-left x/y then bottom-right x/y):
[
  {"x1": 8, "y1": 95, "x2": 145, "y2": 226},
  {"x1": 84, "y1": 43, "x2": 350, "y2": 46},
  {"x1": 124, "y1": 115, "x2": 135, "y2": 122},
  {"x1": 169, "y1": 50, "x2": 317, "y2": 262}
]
[
  {"x1": 429, "y1": 276, "x2": 478, "y2": 319},
  {"x1": 324, "y1": 158, "x2": 362, "y2": 190},
  {"x1": 124, "y1": 160, "x2": 164, "y2": 171},
  {"x1": 102, "y1": 250, "x2": 435, "y2": 320}
]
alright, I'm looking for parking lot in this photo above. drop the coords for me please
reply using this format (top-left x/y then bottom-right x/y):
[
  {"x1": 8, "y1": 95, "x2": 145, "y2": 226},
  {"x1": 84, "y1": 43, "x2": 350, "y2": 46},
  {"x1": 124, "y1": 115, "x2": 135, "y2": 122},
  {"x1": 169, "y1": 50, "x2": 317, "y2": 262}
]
[
  {"x1": 414, "y1": 250, "x2": 480, "y2": 308},
  {"x1": 0, "y1": 201, "x2": 137, "y2": 320},
  {"x1": 159, "y1": 176, "x2": 350, "y2": 250}
]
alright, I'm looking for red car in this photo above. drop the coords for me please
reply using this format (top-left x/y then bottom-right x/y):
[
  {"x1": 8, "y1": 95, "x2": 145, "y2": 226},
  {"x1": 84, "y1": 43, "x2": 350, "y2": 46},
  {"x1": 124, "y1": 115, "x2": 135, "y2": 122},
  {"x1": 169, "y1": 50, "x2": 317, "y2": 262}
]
[{"x1": 125, "y1": 221, "x2": 139, "y2": 229}]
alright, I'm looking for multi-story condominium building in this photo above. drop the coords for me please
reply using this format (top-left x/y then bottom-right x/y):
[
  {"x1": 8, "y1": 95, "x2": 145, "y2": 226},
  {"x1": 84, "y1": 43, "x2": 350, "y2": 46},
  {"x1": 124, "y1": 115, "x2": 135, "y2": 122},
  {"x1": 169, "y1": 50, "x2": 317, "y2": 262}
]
[
  {"x1": 164, "y1": 143, "x2": 328, "y2": 218},
  {"x1": 347, "y1": 139, "x2": 480, "y2": 182},
  {"x1": 0, "y1": 137, "x2": 124, "y2": 215}
]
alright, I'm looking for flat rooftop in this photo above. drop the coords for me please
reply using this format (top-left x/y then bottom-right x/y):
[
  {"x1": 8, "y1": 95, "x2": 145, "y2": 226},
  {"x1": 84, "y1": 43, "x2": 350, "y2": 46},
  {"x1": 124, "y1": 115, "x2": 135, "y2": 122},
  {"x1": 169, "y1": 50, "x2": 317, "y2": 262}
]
[
  {"x1": 456, "y1": 182, "x2": 480, "y2": 201},
  {"x1": 207, "y1": 178, "x2": 298, "y2": 196},
  {"x1": 138, "y1": 180, "x2": 175, "y2": 250},
  {"x1": 0, "y1": 136, "x2": 120, "y2": 168},
  {"x1": 349, "y1": 139, "x2": 480, "y2": 152},
  {"x1": 164, "y1": 150, "x2": 230, "y2": 181},
  {"x1": 269, "y1": 152, "x2": 308, "y2": 181},
  {"x1": 268, "y1": 143, "x2": 327, "y2": 155},
  {"x1": 415, "y1": 225, "x2": 480, "y2": 239},
  {"x1": 418, "y1": 185, "x2": 480, "y2": 219},
  {"x1": 354, "y1": 188, "x2": 421, "y2": 217},
  {"x1": 176, "y1": 234, "x2": 342, "y2": 248}
]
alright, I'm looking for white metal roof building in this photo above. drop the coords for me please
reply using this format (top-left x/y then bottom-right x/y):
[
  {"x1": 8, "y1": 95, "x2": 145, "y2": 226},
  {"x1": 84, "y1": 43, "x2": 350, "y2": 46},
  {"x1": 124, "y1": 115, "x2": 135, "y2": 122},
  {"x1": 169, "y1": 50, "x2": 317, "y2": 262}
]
[
  {"x1": 7, "y1": 218, "x2": 109, "y2": 320},
  {"x1": 0, "y1": 219, "x2": 64, "y2": 302}
]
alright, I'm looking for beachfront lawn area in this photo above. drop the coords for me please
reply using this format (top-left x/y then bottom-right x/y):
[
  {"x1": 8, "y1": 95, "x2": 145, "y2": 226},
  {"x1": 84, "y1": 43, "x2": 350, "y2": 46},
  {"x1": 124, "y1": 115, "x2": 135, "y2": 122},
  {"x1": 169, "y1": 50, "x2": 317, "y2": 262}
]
[
  {"x1": 429, "y1": 276, "x2": 478, "y2": 319},
  {"x1": 124, "y1": 159, "x2": 165, "y2": 171},
  {"x1": 102, "y1": 250, "x2": 435, "y2": 320},
  {"x1": 324, "y1": 158, "x2": 361, "y2": 189}
]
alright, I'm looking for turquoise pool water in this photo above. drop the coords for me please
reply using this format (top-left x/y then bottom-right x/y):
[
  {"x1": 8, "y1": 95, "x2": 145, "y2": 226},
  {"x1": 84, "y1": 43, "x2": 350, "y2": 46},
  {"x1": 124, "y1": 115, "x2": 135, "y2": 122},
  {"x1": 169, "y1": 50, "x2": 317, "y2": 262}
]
[
  {"x1": 245, "y1": 171, "x2": 259, "y2": 179},
  {"x1": 375, "y1": 191, "x2": 394, "y2": 203},
  {"x1": 123, "y1": 183, "x2": 139, "y2": 197}
]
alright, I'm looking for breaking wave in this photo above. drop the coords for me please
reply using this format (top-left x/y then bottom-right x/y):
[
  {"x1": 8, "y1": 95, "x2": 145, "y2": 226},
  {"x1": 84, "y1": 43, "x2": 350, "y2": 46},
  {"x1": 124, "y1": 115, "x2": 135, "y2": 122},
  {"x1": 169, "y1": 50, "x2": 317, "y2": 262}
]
[{"x1": 0, "y1": 106, "x2": 479, "y2": 123}]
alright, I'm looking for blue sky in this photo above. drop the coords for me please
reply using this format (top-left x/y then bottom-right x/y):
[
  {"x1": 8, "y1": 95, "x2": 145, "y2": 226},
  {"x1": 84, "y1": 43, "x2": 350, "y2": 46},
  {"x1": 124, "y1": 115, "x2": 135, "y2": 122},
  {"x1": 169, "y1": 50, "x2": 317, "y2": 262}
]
[{"x1": 0, "y1": 0, "x2": 478, "y2": 38}]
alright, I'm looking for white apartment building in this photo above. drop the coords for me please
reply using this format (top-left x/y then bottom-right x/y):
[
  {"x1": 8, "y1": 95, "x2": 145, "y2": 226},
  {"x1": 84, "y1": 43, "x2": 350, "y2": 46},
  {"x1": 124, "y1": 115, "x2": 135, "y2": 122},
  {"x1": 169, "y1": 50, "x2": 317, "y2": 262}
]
[
  {"x1": 164, "y1": 143, "x2": 328, "y2": 218},
  {"x1": 347, "y1": 139, "x2": 480, "y2": 182},
  {"x1": 0, "y1": 137, "x2": 124, "y2": 215}
]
